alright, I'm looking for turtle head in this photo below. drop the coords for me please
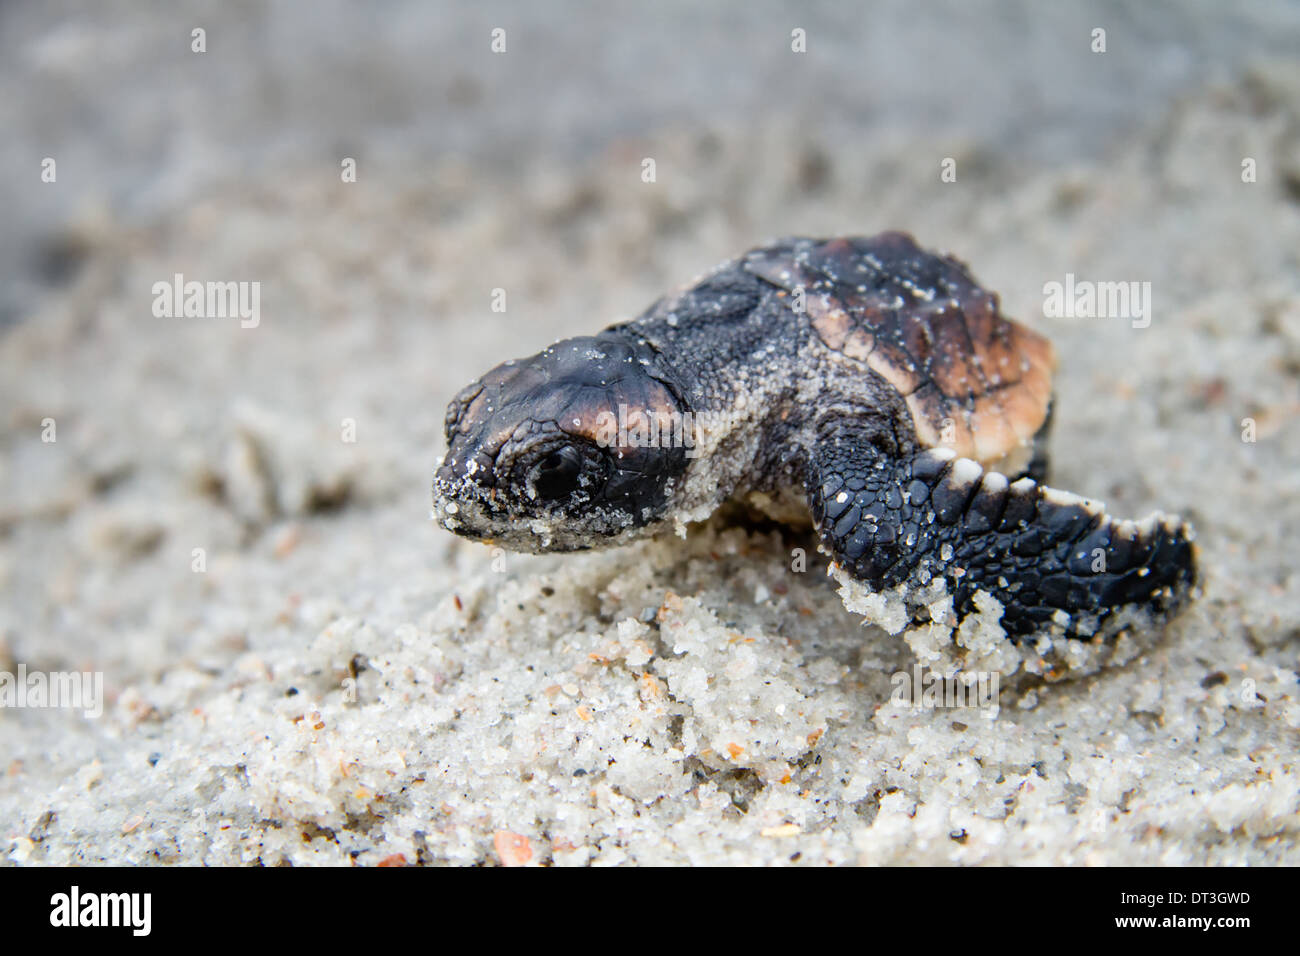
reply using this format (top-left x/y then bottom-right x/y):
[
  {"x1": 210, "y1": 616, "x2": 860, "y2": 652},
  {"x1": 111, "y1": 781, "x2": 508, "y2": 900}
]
[{"x1": 432, "y1": 334, "x2": 694, "y2": 552}]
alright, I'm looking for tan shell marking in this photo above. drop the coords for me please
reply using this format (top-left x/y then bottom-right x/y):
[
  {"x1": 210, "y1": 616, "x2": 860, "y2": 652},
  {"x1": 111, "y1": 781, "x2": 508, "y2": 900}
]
[
  {"x1": 749, "y1": 237, "x2": 1058, "y2": 466},
  {"x1": 806, "y1": 294, "x2": 853, "y2": 351}
]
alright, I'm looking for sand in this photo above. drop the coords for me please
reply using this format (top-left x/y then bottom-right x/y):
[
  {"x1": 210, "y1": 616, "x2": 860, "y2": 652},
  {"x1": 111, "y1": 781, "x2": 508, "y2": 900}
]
[{"x1": 2, "y1": 5, "x2": 1299, "y2": 865}]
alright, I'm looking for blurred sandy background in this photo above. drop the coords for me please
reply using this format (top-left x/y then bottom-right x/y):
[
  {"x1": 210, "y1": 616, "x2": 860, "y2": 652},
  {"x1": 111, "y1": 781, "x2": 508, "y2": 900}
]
[{"x1": 2, "y1": 1, "x2": 1298, "y2": 865}]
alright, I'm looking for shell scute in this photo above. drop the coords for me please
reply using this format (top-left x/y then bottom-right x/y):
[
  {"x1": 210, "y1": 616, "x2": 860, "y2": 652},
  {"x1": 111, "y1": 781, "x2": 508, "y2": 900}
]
[{"x1": 745, "y1": 233, "x2": 1057, "y2": 464}]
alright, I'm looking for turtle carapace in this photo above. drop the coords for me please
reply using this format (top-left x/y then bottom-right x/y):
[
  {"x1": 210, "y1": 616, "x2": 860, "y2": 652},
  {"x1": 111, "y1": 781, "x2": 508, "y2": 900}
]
[{"x1": 432, "y1": 233, "x2": 1196, "y2": 640}]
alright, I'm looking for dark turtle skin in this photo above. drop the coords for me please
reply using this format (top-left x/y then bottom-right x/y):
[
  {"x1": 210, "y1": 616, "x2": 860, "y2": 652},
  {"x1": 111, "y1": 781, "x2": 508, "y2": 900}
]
[{"x1": 433, "y1": 233, "x2": 1197, "y2": 640}]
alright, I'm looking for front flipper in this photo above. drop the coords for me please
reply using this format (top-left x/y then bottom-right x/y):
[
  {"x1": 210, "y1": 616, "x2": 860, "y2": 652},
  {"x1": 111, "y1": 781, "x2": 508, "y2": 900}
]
[{"x1": 807, "y1": 438, "x2": 1197, "y2": 640}]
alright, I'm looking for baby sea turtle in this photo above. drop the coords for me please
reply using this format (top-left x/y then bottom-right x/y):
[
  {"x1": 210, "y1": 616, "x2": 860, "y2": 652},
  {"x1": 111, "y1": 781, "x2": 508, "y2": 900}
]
[{"x1": 433, "y1": 233, "x2": 1196, "y2": 639}]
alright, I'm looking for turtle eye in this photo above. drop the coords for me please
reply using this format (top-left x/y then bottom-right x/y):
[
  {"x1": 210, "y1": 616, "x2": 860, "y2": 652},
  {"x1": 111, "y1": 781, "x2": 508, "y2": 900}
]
[{"x1": 533, "y1": 445, "x2": 585, "y2": 501}]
